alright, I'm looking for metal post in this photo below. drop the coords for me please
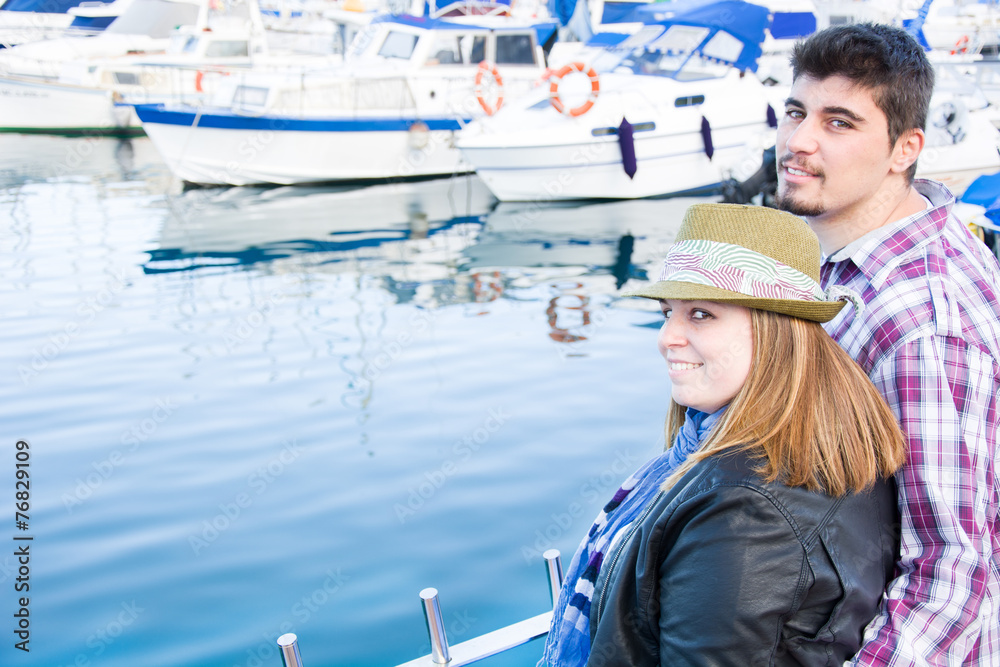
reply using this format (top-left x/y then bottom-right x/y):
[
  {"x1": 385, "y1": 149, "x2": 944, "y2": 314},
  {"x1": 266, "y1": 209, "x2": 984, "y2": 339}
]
[
  {"x1": 543, "y1": 549, "x2": 564, "y2": 607},
  {"x1": 419, "y1": 587, "x2": 451, "y2": 664},
  {"x1": 277, "y1": 633, "x2": 304, "y2": 667}
]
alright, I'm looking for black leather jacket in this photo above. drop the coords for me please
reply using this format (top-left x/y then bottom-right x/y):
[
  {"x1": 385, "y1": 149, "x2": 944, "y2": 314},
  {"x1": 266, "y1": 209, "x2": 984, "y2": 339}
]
[{"x1": 587, "y1": 449, "x2": 898, "y2": 667}]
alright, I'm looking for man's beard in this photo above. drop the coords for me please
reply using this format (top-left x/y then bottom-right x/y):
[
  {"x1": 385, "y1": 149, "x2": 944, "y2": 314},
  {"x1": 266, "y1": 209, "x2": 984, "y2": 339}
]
[
  {"x1": 775, "y1": 158, "x2": 826, "y2": 218},
  {"x1": 775, "y1": 188, "x2": 826, "y2": 218}
]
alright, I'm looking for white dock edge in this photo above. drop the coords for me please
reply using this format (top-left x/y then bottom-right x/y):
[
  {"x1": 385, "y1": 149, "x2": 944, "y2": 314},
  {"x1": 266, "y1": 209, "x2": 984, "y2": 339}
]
[
  {"x1": 274, "y1": 549, "x2": 562, "y2": 667},
  {"x1": 394, "y1": 610, "x2": 553, "y2": 667}
]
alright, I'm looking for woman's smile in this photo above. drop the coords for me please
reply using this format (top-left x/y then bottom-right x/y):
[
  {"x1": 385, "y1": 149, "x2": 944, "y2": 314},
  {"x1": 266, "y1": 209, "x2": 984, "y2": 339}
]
[{"x1": 658, "y1": 300, "x2": 753, "y2": 414}]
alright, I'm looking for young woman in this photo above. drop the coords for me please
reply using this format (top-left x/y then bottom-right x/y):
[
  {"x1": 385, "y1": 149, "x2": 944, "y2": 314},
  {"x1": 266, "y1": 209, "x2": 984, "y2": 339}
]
[{"x1": 540, "y1": 203, "x2": 906, "y2": 667}]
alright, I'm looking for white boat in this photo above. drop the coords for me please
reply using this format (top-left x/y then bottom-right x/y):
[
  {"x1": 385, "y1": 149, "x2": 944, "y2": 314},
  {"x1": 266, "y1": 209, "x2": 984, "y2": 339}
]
[
  {"x1": 919, "y1": 0, "x2": 1000, "y2": 57},
  {"x1": 134, "y1": 12, "x2": 558, "y2": 185},
  {"x1": 917, "y1": 78, "x2": 1000, "y2": 194},
  {"x1": 0, "y1": 0, "x2": 206, "y2": 132},
  {"x1": 455, "y1": 0, "x2": 777, "y2": 201},
  {"x1": 0, "y1": 0, "x2": 372, "y2": 134}
]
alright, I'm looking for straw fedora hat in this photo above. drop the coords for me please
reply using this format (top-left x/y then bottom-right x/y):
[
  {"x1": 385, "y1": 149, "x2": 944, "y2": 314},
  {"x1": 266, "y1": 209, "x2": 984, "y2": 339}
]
[{"x1": 622, "y1": 203, "x2": 847, "y2": 323}]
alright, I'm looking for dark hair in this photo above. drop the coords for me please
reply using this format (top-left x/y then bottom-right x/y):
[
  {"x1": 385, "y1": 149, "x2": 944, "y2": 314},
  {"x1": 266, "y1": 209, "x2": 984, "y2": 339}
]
[{"x1": 790, "y1": 23, "x2": 934, "y2": 180}]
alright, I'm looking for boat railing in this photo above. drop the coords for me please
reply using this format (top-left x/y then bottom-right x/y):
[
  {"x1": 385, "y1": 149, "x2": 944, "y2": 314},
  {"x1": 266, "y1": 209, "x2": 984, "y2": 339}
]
[
  {"x1": 253, "y1": 68, "x2": 540, "y2": 118},
  {"x1": 273, "y1": 548, "x2": 564, "y2": 667},
  {"x1": 114, "y1": 61, "x2": 543, "y2": 118}
]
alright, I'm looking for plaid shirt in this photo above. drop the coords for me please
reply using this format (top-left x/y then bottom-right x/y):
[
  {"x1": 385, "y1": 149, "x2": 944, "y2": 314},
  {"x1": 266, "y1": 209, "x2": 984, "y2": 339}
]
[{"x1": 822, "y1": 180, "x2": 1000, "y2": 666}]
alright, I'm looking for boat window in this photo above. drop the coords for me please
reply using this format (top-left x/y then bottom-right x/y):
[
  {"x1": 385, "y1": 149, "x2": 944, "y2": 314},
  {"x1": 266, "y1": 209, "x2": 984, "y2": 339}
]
[
  {"x1": 495, "y1": 33, "x2": 535, "y2": 65},
  {"x1": 205, "y1": 40, "x2": 250, "y2": 58},
  {"x1": 469, "y1": 35, "x2": 486, "y2": 64},
  {"x1": 426, "y1": 33, "x2": 465, "y2": 65},
  {"x1": 647, "y1": 25, "x2": 710, "y2": 56},
  {"x1": 233, "y1": 85, "x2": 269, "y2": 110},
  {"x1": 701, "y1": 31, "x2": 742, "y2": 64},
  {"x1": 377, "y1": 30, "x2": 419, "y2": 59},
  {"x1": 591, "y1": 122, "x2": 655, "y2": 136},
  {"x1": 674, "y1": 95, "x2": 705, "y2": 107},
  {"x1": 113, "y1": 71, "x2": 140, "y2": 86}
]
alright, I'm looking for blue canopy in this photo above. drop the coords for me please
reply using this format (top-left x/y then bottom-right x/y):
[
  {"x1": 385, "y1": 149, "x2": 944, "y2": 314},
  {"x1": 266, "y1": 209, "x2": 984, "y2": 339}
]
[
  {"x1": 961, "y1": 171, "x2": 1000, "y2": 229},
  {"x1": 424, "y1": 0, "x2": 511, "y2": 17},
  {"x1": 588, "y1": 0, "x2": 769, "y2": 72},
  {"x1": 627, "y1": 0, "x2": 768, "y2": 53},
  {"x1": 769, "y1": 11, "x2": 815, "y2": 39},
  {"x1": 1, "y1": 0, "x2": 88, "y2": 11},
  {"x1": 600, "y1": 1, "x2": 648, "y2": 24}
]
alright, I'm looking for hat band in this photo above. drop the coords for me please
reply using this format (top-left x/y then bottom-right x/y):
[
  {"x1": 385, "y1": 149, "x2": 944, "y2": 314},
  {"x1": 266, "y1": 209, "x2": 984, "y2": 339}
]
[{"x1": 659, "y1": 239, "x2": 826, "y2": 302}]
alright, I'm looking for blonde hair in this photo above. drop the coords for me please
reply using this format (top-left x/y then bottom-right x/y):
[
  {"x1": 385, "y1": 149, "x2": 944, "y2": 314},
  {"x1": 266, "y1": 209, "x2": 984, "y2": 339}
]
[{"x1": 663, "y1": 308, "x2": 907, "y2": 496}]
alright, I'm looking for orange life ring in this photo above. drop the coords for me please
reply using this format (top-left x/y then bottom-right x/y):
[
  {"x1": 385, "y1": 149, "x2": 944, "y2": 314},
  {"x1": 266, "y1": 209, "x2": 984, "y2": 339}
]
[
  {"x1": 548, "y1": 62, "x2": 600, "y2": 117},
  {"x1": 474, "y1": 61, "x2": 504, "y2": 116},
  {"x1": 195, "y1": 68, "x2": 229, "y2": 93},
  {"x1": 951, "y1": 34, "x2": 970, "y2": 55}
]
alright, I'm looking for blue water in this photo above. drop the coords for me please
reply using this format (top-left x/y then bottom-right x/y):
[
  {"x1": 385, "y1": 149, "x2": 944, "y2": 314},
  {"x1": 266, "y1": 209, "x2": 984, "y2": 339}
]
[{"x1": 0, "y1": 134, "x2": 703, "y2": 667}]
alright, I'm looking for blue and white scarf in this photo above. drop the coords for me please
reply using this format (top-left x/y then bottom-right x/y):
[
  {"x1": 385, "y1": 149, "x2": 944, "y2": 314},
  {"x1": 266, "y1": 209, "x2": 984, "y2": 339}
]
[{"x1": 538, "y1": 406, "x2": 725, "y2": 667}]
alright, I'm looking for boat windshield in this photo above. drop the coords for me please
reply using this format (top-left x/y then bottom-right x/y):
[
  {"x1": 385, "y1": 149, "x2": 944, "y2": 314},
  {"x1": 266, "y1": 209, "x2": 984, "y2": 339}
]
[
  {"x1": 591, "y1": 23, "x2": 747, "y2": 80},
  {"x1": 377, "y1": 29, "x2": 419, "y2": 59},
  {"x1": 105, "y1": 0, "x2": 199, "y2": 38}
]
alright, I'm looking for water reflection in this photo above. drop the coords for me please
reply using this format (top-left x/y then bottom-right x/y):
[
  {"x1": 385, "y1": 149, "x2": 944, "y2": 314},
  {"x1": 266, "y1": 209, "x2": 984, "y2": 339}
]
[
  {"x1": 148, "y1": 175, "x2": 498, "y2": 277},
  {"x1": 146, "y1": 181, "x2": 710, "y2": 364},
  {"x1": 0, "y1": 135, "x2": 170, "y2": 189}
]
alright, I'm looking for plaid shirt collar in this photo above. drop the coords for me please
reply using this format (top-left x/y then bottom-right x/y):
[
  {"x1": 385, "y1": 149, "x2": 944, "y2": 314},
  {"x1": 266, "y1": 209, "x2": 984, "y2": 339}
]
[{"x1": 822, "y1": 179, "x2": 956, "y2": 291}]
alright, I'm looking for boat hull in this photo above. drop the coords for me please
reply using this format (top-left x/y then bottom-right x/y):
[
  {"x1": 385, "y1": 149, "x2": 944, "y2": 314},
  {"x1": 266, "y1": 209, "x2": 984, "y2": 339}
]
[
  {"x1": 462, "y1": 124, "x2": 771, "y2": 201},
  {"x1": 136, "y1": 104, "x2": 473, "y2": 185},
  {"x1": 0, "y1": 76, "x2": 139, "y2": 133}
]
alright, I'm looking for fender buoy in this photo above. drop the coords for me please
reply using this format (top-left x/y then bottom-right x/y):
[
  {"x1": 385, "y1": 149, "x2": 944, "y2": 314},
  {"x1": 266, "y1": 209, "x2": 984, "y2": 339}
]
[
  {"x1": 549, "y1": 62, "x2": 600, "y2": 117},
  {"x1": 474, "y1": 61, "x2": 504, "y2": 116},
  {"x1": 951, "y1": 34, "x2": 970, "y2": 55},
  {"x1": 700, "y1": 116, "x2": 714, "y2": 160},
  {"x1": 618, "y1": 117, "x2": 637, "y2": 179}
]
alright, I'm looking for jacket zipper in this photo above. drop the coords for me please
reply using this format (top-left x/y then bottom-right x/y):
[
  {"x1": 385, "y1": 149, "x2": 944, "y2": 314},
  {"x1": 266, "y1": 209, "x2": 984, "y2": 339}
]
[{"x1": 594, "y1": 490, "x2": 665, "y2": 625}]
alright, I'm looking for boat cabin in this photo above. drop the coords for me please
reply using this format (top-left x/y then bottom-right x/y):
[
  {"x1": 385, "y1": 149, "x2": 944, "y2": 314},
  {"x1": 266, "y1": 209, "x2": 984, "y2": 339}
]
[{"x1": 345, "y1": 14, "x2": 552, "y2": 70}]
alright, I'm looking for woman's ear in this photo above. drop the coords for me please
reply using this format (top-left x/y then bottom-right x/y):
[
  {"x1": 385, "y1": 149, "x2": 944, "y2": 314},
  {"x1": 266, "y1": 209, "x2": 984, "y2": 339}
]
[{"x1": 891, "y1": 128, "x2": 925, "y2": 174}]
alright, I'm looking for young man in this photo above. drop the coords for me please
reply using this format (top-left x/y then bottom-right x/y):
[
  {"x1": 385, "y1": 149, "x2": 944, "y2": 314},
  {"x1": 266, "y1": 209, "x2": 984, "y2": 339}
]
[{"x1": 776, "y1": 23, "x2": 1000, "y2": 665}]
